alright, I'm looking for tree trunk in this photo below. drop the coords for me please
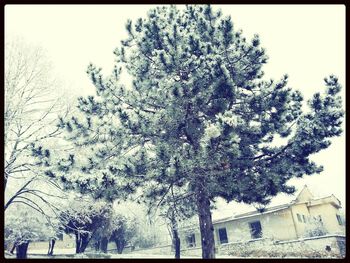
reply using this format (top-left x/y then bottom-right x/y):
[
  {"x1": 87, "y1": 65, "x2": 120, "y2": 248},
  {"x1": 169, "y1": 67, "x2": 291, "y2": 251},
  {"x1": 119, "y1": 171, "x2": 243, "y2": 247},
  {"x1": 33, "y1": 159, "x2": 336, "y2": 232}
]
[
  {"x1": 75, "y1": 233, "x2": 82, "y2": 253},
  {"x1": 100, "y1": 237, "x2": 108, "y2": 253},
  {"x1": 196, "y1": 183, "x2": 215, "y2": 259},
  {"x1": 47, "y1": 240, "x2": 51, "y2": 255},
  {"x1": 170, "y1": 211, "x2": 181, "y2": 259},
  {"x1": 10, "y1": 241, "x2": 18, "y2": 254},
  {"x1": 4, "y1": 173, "x2": 8, "y2": 193},
  {"x1": 95, "y1": 240, "x2": 100, "y2": 251},
  {"x1": 16, "y1": 241, "x2": 29, "y2": 259},
  {"x1": 115, "y1": 239, "x2": 125, "y2": 254},
  {"x1": 173, "y1": 228, "x2": 181, "y2": 259},
  {"x1": 79, "y1": 234, "x2": 91, "y2": 253},
  {"x1": 47, "y1": 239, "x2": 55, "y2": 256},
  {"x1": 51, "y1": 239, "x2": 56, "y2": 255},
  {"x1": 80, "y1": 239, "x2": 89, "y2": 253}
]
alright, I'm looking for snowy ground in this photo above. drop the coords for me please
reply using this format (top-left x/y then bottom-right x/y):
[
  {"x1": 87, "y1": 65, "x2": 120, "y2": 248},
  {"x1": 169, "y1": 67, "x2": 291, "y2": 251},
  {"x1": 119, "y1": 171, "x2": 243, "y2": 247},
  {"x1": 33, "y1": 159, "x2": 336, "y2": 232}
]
[
  {"x1": 25, "y1": 248, "x2": 201, "y2": 258},
  {"x1": 110, "y1": 253, "x2": 201, "y2": 258},
  {"x1": 26, "y1": 253, "x2": 238, "y2": 259},
  {"x1": 28, "y1": 248, "x2": 75, "y2": 254},
  {"x1": 11, "y1": 249, "x2": 335, "y2": 259},
  {"x1": 24, "y1": 248, "x2": 242, "y2": 258},
  {"x1": 110, "y1": 253, "x2": 241, "y2": 258}
]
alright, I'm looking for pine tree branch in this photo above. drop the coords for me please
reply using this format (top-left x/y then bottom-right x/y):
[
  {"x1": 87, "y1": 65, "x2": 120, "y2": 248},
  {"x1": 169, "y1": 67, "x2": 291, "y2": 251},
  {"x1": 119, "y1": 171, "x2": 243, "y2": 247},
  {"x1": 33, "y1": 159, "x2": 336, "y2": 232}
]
[
  {"x1": 111, "y1": 92, "x2": 157, "y2": 114},
  {"x1": 152, "y1": 183, "x2": 174, "y2": 216}
]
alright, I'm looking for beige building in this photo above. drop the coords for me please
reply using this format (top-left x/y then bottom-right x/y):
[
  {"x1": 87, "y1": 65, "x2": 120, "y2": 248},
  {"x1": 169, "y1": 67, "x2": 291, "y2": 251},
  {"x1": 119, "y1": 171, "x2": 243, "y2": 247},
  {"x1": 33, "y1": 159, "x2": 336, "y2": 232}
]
[{"x1": 180, "y1": 185, "x2": 345, "y2": 249}]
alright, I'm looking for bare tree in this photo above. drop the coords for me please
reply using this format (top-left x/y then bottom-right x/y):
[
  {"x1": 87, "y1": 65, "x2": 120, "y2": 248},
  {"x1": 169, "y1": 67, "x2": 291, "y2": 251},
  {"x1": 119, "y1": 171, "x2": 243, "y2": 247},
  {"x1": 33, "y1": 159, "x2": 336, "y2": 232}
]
[
  {"x1": 4, "y1": 203, "x2": 60, "y2": 259},
  {"x1": 4, "y1": 37, "x2": 71, "y2": 214}
]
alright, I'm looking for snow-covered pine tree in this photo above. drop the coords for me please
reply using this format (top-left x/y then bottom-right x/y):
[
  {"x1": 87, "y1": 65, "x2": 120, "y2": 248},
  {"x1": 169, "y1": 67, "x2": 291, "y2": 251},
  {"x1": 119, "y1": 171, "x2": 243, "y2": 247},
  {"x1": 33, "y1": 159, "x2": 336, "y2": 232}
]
[{"x1": 47, "y1": 5, "x2": 343, "y2": 258}]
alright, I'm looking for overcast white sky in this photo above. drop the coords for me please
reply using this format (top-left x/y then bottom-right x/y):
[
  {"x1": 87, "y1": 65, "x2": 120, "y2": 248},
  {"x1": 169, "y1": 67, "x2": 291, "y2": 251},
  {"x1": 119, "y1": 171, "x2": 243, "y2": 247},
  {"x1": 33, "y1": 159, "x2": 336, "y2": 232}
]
[{"x1": 5, "y1": 5, "x2": 346, "y2": 217}]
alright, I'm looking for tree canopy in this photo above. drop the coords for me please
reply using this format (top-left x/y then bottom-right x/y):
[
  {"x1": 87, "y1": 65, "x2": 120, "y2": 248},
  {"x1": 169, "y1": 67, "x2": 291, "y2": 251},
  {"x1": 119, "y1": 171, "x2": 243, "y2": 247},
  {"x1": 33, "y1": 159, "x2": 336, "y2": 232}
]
[{"x1": 43, "y1": 5, "x2": 344, "y2": 258}]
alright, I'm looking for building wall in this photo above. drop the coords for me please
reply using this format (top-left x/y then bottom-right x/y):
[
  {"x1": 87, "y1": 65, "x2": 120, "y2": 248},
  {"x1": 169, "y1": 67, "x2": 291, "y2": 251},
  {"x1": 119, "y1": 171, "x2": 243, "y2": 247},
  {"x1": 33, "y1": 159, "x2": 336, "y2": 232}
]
[
  {"x1": 290, "y1": 203, "x2": 310, "y2": 237},
  {"x1": 308, "y1": 203, "x2": 345, "y2": 234},
  {"x1": 295, "y1": 187, "x2": 313, "y2": 202},
  {"x1": 260, "y1": 209, "x2": 298, "y2": 240},
  {"x1": 179, "y1": 229, "x2": 201, "y2": 250},
  {"x1": 179, "y1": 208, "x2": 301, "y2": 249},
  {"x1": 213, "y1": 209, "x2": 298, "y2": 244}
]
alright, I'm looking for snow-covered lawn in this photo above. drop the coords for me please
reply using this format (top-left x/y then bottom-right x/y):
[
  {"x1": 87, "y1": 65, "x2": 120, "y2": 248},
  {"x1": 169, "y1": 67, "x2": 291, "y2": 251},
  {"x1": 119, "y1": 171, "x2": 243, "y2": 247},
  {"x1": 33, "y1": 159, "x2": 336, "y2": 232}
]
[
  {"x1": 110, "y1": 253, "x2": 201, "y2": 258},
  {"x1": 27, "y1": 253, "x2": 239, "y2": 259},
  {"x1": 15, "y1": 249, "x2": 336, "y2": 259},
  {"x1": 110, "y1": 253, "x2": 242, "y2": 258},
  {"x1": 26, "y1": 248, "x2": 200, "y2": 258},
  {"x1": 28, "y1": 248, "x2": 75, "y2": 255},
  {"x1": 25, "y1": 248, "x2": 244, "y2": 258},
  {"x1": 12, "y1": 247, "x2": 343, "y2": 259}
]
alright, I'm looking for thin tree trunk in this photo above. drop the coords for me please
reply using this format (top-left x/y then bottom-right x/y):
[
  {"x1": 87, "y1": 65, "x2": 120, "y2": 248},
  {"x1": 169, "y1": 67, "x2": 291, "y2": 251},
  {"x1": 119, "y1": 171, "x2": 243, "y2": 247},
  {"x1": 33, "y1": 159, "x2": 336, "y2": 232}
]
[
  {"x1": 10, "y1": 241, "x2": 17, "y2": 254},
  {"x1": 51, "y1": 239, "x2": 56, "y2": 255},
  {"x1": 196, "y1": 183, "x2": 215, "y2": 259},
  {"x1": 100, "y1": 237, "x2": 108, "y2": 253},
  {"x1": 80, "y1": 240, "x2": 87, "y2": 253},
  {"x1": 16, "y1": 241, "x2": 29, "y2": 259},
  {"x1": 173, "y1": 228, "x2": 181, "y2": 259},
  {"x1": 95, "y1": 240, "x2": 100, "y2": 251},
  {"x1": 79, "y1": 234, "x2": 91, "y2": 253},
  {"x1": 170, "y1": 211, "x2": 181, "y2": 259},
  {"x1": 75, "y1": 233, "x2": 82, "y2": 253},
  {"x1": 115, "y1": 239, "x2": 125, "y2": 254},
  {"x1": 47, "y1": 240, "x2": 51, "y2": 255},
  {"x1": 4, "y1": 172, "x2": 8, "y2": 192},
  {"x1": 48, "y1": 239, "x2": 55, "y2": 256}
]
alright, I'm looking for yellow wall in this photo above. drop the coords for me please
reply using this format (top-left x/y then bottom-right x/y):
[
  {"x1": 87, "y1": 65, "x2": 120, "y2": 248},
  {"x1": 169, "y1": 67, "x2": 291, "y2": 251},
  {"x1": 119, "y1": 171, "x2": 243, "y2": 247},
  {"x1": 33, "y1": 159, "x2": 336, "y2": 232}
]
[
  {"x1": 179, "y1": 229, "x2": 201, "y2": 250},
  {"x1": 309, "y1": 203, "x2": 345, "y2": 234},
  {"x1": 213, "y1": 209, "x2": 298, "y2": 243},
  {"x1": 290, "y1": 203, "x2": 310, "y2": 237},
  {"x1": 295, "y1": 187, "x2": 313, "y2": 202},
  {"x1": 260, "y1": 209, "x2": 298, "y2": 240}
]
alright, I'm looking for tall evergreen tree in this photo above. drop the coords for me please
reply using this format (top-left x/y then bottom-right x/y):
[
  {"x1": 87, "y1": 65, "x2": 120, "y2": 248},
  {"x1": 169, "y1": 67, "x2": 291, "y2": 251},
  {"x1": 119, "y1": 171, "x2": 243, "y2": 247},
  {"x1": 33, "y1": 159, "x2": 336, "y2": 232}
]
[{"x1": 47, "y1": 5, "x2": 343, "y2": 258}]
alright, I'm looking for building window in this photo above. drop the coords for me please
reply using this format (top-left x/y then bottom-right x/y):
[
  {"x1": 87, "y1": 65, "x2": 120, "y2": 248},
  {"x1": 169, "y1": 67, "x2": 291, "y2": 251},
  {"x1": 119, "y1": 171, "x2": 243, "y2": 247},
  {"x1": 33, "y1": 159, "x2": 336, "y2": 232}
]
[
  {"x1": 336, "y1": 214, "x2": 343, "y2": 225},
  {"x1": 302, "y1": 214, "x2": 306, "y2": 223},
  {"x1": 297, "y1": 213, "x2": 302, "y2": 222},
  {"x1": 218, "y1": 228, "x2": 228, "y2": 244},
  {"x1": 249, "y1": 221, "x2": 262, "y2": 239},
  {"x1": 186, "y1": 233, "x2": 196, "y2": 248}
]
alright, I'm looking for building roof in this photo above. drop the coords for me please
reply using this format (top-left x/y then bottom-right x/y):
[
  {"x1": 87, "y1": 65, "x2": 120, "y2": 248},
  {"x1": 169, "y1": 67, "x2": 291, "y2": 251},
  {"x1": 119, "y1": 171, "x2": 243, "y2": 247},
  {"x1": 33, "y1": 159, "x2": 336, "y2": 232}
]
[
  {"x1": 213, "y1": 203, "x2": 291, "y2": 224},
  {"x1": 234, "y1": 203, "x2": 291, "y2": 219}
]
